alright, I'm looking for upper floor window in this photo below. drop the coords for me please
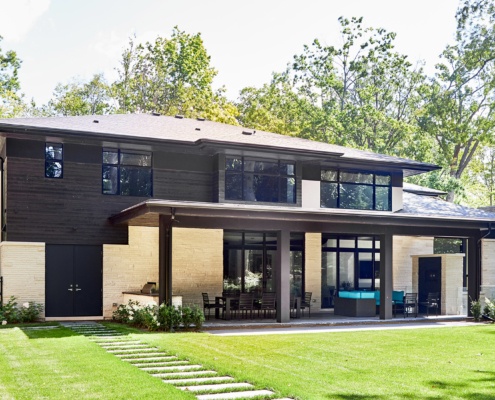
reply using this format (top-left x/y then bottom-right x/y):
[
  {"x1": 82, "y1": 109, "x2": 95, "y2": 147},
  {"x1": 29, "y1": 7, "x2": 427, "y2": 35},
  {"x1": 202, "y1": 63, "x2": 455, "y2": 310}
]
[
  {"x1": 102, "y1": 149, "x2": 152, "y2": 196},
  {"x1": 45, "y1": 143, "x2": 63, "y2": 178},
  {"x1": 321, "y1": 169, "x2": 391, "y2": 211},
  {"x1": 225, "y1": 157, "x2": 296, "y2": 203}
]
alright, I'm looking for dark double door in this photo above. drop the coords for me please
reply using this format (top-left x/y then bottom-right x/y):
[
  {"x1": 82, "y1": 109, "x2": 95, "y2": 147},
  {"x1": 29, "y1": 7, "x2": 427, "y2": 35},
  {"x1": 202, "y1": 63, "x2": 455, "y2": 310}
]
[{"x1": 46, "y1": 245, "x2": 102, "y2": 317}]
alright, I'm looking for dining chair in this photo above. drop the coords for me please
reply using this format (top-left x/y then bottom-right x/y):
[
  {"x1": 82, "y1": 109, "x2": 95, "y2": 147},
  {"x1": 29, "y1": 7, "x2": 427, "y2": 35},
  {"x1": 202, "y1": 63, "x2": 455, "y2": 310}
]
[{"x1": 201, "y1": 292, "x2": 224, "y2": 320}]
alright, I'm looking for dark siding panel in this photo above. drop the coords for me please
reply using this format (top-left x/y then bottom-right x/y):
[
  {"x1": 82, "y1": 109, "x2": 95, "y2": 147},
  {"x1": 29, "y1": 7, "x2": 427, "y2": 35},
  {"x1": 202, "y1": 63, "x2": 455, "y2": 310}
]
[
  {"x1": 154, "y1": 152, "x2": 214, "y2": 172},
  {"x1": 7, "y1": 138, "x2": 42, "y2": 159},
  {"x1": 5, "y1": 143, "x2": 216, "y2": 243},
  {"x1": 153, "y1": 169, "x2": 213, "y2": 202},
  {"x1": 6, "y1": 157, "x2": 135, "y2": 244}
]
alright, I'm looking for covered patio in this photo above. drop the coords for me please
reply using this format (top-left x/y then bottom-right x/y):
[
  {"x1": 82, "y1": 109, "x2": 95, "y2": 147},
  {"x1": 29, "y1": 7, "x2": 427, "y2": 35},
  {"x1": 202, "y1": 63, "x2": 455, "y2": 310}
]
[{"x1": 108, "y1": 198, "x2": 489, "y2": 323}]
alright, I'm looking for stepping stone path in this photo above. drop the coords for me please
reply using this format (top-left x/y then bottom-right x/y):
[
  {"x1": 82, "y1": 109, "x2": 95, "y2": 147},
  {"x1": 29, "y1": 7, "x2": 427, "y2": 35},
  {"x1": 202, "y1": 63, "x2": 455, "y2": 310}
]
[{"x1": 61, "y1": 322, "x2": 293, "y2": 400}]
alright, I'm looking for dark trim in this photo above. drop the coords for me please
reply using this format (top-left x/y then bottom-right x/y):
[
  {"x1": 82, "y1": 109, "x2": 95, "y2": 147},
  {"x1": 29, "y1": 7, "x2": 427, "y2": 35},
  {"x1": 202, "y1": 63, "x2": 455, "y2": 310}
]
[{"x1": 109, "y1": 200, "x2": 495, "y2": 233}]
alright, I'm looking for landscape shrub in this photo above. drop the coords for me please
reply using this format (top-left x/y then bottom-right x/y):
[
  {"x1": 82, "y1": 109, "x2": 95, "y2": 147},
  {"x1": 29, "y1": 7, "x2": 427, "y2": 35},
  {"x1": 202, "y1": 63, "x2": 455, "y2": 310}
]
[
  {"x1": 113, "y1": 299, "x2": 204, "y2": 332},
  {"x1": 0, "y1": 296, "x2": 44, "y2": 324}
]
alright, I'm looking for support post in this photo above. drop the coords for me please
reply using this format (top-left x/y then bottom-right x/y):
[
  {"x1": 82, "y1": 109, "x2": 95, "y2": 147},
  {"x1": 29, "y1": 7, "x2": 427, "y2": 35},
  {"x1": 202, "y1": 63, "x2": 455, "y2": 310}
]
[
  {"x1": 467, "y1": 234, "x2": 481, "y2": 314},
  {"x1": 276, "y1": 229, "x2": 290, "y2": 323},
  {"x1": 379, "y1": 232, "x2": 393, "y2": 320},
  {"x1": 159, "y1": 215, "x2": 173, "y2": 305}
]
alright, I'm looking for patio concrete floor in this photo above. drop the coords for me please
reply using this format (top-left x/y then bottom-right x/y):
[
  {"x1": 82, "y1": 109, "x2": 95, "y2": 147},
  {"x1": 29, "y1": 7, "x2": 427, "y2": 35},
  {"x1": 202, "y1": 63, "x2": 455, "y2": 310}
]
[{"x1": 202, "y1": 310, "x2": 473, "y2": 334}]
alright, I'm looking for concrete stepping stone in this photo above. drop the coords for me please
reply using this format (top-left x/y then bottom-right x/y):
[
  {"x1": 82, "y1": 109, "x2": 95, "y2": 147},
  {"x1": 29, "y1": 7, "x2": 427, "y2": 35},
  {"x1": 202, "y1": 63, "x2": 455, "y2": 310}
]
[
  {"x1": 115, "y1": 352, "x2": 165, "y2": 358},
  {"x1": 140, "y1": 364, "x2": 204, "y2": 372},
  {"x1": 130, "y1": 361, "x2": 190, "y2": 367},
  {"x1": 196, "y1": 390, "x2": 275, "y2": 400},
  {"x1": 98, "y1": 341, "x2": 142, "y2": 346},
  {"x1": 165, "y1": 376, "x2": 235, "y2": 385},
  {"x1": 122, "y1": 356, "x2": 178, "y2": 362},
  {"x1": 154, "y1": 370, "x2": 218, "y2": 379},
  {"x1": 177, "y1": 382, "x2": 253, "y2": 392},
  {"x1": 107, "y1": 348, "x2": 157, "y2": 354}
]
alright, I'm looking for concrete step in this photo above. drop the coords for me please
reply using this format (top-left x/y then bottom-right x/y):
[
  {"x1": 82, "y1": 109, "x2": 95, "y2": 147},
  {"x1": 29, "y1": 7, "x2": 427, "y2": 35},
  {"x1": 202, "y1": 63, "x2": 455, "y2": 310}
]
[
  {"x1": 196, "y1": 390, "x2": 275, "y2": 400},
  {"x1": 115, "y1": 352, "x2": 165, "y2": 358},
  {"x1": 130, "y1": 361, "x2": 190, "y2": 368},
  {"x1": 107, "y1": 348, "x2": 157, "y2": 354},
  {"x1": 98, "y1": 343, "x2": 149, "y2": 350},
  {"x1": 97, "y1": 341, "x2": 142, "y2": 346},
  {"x1": 154, "y1": 370, "x2": 218, "y2": 379},
  {"x1": 121, "y1": 356, "x2": 178, "y2": 362},
  {"x1": 140, "y1": 364, "x2": 203, "y2": 372},
  {"x1": 177, "y1": 382, "x2": 253, "y2": 392},
  {"x1": 164, "y1": 376, "x2": 234, "y2": 385}
]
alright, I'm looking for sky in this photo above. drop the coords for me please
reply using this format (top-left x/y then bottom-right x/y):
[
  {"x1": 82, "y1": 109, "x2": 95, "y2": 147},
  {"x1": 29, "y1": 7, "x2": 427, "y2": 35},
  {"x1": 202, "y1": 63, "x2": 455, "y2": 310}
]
[{"x1": 0, "y1": 0, "x2": 460, "y2": 105}]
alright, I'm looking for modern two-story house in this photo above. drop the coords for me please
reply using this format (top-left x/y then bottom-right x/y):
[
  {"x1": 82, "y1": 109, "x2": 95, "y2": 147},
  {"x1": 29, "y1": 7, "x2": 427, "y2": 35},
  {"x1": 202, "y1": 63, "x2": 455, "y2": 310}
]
[{"x1": 0, "y1": 113, "x2": 494, "y2": 322}]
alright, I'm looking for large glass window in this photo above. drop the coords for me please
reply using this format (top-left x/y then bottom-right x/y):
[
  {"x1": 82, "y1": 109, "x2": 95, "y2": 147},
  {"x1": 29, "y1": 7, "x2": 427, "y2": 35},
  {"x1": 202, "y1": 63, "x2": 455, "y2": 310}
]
[
  {"x1": 321, "y1": 235, "x2": 381, "y2": 308},
  {"x1": 45, "y1": 143, "x2": 63, "y2": 178},
  {"x1": 223, "y1": 231, "x2": 304, "y2": 295},
  {"x1": 102, "y1": 149, "x2": 152, "y2": 196},
  {"x1": 225, "y1": 158, "x2": 296, "y2": 203},
  {"x1": 321, "y1": 169, "x2": 391, "y2": 211}
]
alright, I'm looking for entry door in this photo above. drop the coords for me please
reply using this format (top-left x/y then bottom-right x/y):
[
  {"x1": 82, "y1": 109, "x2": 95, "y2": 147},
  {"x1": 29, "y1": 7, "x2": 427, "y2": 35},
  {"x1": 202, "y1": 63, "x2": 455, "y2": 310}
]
[
  {"x1": 46, "y1": 245, "x2": 102, "y2": 317},
  {"x1": 419, "y1": 257, "x2": 441, "y2": 313}
]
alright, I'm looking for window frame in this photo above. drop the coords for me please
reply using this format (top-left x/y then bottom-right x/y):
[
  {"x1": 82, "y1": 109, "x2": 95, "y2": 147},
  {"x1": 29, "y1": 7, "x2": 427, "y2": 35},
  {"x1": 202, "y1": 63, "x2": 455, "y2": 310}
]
[
  {"x1": 45, "y1": 142, "x2": 63, "y2": 179},
  {"x1": 320, "y1": 168, "x2": 391, "y2": 211},
  {"x1": 225, "y1": 157, "x2": 296, "y2": 204},
  {"x1": 102, "y1": 148, "x2": 153, "y2": 197}
]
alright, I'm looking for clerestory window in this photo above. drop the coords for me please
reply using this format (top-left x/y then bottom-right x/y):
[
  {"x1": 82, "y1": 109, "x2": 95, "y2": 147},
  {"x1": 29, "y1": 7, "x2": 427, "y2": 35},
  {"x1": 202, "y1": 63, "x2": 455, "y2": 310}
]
[
  {"x1": 321, "y1": 169, "x2": 391, "y2": 211},
  {"x1": 225, "y1": 157, "x2": 296, "y2": 204},
  {"x1": 102, "y1": 149, "x2": 152, "y2": 196}
]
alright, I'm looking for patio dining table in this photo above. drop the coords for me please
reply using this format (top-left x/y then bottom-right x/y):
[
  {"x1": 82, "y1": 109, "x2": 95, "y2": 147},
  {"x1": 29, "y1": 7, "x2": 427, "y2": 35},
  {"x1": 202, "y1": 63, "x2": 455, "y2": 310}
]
[{"x1": 215, "y1": 295, "x2": 240, "y2": 320}]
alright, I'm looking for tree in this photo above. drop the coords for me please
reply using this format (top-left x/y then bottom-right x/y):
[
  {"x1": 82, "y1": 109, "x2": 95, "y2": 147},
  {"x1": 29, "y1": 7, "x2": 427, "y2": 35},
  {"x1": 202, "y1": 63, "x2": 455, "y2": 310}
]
[
  {"x1": 289, "y1": 17, "x2": 425, "y2": 156},
  {"x1": 0, "y1": 35, "x2": 23, "y2": 118},
  {"x1": 113, "y1": 27, "x2": 238, "y2": 123},
  {"x1": 44, "y1": 74, "x2": 113, "y2": 116},
  {"x1": 237, "y1": 18, "x2": 426, "y2": 158},
  {"x1": 237, "y1": 73, "x2": 316, "y2": 135},
  {"x1": 416, "y1": 0, "x2": 495, "y2": 202}
]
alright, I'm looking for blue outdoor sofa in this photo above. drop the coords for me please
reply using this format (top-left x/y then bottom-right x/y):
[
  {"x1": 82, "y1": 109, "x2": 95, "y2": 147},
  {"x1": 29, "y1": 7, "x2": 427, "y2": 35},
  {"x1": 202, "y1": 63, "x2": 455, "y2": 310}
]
[{"x1": 334, "y1": 290, "x2": 405, "y2": 317}]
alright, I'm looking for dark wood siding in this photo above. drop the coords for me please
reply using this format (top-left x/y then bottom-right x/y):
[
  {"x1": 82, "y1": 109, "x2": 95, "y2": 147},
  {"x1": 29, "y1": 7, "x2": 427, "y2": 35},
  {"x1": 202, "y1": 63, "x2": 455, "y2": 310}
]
[{"x1": 5, "y1": 139, "x2": 214, "y2": 244}]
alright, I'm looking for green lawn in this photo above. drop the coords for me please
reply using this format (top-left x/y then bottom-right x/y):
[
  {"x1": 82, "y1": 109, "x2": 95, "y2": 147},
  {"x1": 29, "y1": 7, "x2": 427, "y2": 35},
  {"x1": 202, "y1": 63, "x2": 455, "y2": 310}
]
[
  {"x1": 0, "y1": 324, "x2": 195, "y2": 400},
  {"x1": 1, "y1": 323, "x2": 495, "y2": 400}
]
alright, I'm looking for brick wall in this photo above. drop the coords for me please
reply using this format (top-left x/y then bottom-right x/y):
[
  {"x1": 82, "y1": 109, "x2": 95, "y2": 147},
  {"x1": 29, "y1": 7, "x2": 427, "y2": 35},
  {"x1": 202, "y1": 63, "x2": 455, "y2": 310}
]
[
  {"x1": 103, "y1": 226, "x2": 159, "y2": 318},
  {"x1": 481, "y1": 239, "x2": 495, "y2": 300},
  {"x1": 305, "y1": 232, "x2": 322, "y2": 311},
  {"x1": 393, "y1": 236, "x2": 433, "y2": 291},
  {"x1": 412, "y1": 254, "x2": 464, "y2": 315},
  {"x1": 0, "y1": 242, "x2": 45, "y2": 317},
  {"x1": 172, "y1": 227, "x2": 223, "y2": 307}
]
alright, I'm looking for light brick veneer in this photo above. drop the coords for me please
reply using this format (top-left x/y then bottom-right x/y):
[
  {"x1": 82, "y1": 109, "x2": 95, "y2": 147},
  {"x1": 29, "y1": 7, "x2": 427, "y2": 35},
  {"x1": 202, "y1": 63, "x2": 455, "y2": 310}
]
[
  {"x1": 393, "y1": 236, "x2": 433, "y2": 291},
  {"x1": 172, "y1": 227, "x2": 223, "y2": 307},
  {"x1": 0, "y1": 242, "x2": 45, "y2": 317},
  {"x1": 412, "y1": 254, "x2": 465, "y2": 315},
  {"x1": 481, "y1": 239, "x2": 495, "y2": 300},
  {"x1": 305, "y1": 232, "x2": 322, "y2": 311},
  {"x1": 103, "y1": 226, "x2": 159, "y2": 318}
]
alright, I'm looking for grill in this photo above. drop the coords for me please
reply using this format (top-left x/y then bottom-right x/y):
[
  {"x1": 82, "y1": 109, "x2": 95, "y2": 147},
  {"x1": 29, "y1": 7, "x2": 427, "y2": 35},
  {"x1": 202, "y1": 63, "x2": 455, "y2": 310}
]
[{"x1": 141, "y1": 282, "x2": 156, "y2": 294}]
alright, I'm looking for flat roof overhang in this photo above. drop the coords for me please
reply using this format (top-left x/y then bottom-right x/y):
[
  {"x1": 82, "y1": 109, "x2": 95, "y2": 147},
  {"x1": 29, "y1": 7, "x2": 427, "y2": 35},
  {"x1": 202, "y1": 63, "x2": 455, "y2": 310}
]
[{"x1": 109, "y1": 200, "x2": 493, "y2": 237}]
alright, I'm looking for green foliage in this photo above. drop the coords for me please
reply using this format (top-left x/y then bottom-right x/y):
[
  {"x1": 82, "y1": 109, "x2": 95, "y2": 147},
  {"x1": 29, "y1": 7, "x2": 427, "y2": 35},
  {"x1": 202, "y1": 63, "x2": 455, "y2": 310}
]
[
  {"x1": 42, "y1": 73, "x2": 113, "y2": 116},
  {"x1": 483, "y1": 297, "x2": 495, "y2": 320},
  {"x1": 112, "y1": 299, "x2": 203, "y2": 332},
  {"x1": 470, "y1": 297, "x2": 482, "y2": 321},
  {"x1": 113, "y1": 27, "x2": 238, "y2": 123},
  {"x1": 0, "y1": 296, "x2": 43, "y2": 324},
  {"x1": 0, "y1": 36, "x2": 24, "y2": 118}
]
